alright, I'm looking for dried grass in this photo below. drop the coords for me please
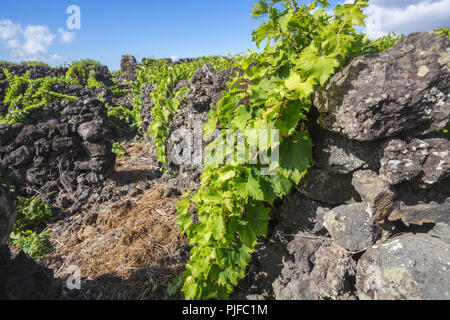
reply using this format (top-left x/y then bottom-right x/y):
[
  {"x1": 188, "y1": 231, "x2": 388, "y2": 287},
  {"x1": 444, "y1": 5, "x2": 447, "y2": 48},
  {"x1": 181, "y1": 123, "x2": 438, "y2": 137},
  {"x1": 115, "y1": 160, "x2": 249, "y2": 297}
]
[{"x1": 44, "y1": 140, "x2": 187, "y2": 300}]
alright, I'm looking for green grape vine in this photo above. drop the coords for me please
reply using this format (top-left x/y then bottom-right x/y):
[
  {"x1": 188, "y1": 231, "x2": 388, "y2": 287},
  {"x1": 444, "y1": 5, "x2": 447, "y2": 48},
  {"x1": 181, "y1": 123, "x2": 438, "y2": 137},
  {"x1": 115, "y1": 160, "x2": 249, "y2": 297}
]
[
  {"x1": 1, "y1": 69, "x2": 78, "y2": 124},
  {"x1": 174, "y1": 0, "x2": 377, "y2": 300},
  {"x1": 10, "y1": 197, "x2": 53, "y2": 262},
  {"x1": 87, "y1": 69, "x2": 103, "y2": 88},
  {"x1": 133, "y1": 57, "x2": 233, "y2": 165}
]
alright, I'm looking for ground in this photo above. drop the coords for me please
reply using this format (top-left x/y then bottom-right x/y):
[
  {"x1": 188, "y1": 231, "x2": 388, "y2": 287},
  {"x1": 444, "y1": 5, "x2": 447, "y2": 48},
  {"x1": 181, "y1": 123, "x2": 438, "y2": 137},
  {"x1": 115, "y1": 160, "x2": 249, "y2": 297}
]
[{"x1": 38, "y1": 140, "x2": 188, "y2": 300}]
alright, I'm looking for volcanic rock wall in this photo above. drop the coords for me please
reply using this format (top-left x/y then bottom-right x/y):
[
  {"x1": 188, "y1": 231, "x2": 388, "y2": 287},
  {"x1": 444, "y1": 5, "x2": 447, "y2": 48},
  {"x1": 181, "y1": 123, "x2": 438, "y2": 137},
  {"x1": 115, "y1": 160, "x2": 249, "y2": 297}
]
[
  {"x1": 235, "y1": 32, "x2": 450, "y2": 300},
  {"x1": 0, "y1": 65, "x2": 116, "y2": 214},
  {"x1": 0, "y1": 31, "x2": 448, "y2": 300},
  {"x1": 139, "y1": 32, "x2": 450, "y2": 300}
]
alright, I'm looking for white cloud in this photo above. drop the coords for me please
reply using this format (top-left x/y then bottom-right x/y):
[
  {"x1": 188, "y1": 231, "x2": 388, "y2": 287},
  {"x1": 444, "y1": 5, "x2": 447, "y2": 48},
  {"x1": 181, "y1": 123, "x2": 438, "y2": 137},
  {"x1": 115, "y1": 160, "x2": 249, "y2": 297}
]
[
  {"x1": 0, "y1": 19, "x2": 74, "y2": 62},
  {"x1": 362, "y1": 0, "x2": 450, "y2": 39},
  {"x1": 58, "y1": 28, "x2": 76, "y2": 44}
]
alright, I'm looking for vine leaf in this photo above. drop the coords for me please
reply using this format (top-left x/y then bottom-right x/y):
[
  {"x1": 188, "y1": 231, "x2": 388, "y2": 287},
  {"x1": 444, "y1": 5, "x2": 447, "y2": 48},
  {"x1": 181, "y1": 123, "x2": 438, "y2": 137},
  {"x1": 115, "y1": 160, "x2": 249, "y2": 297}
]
[{"x1": 279, "y1": 131, "x2": 313, "y2": 184}]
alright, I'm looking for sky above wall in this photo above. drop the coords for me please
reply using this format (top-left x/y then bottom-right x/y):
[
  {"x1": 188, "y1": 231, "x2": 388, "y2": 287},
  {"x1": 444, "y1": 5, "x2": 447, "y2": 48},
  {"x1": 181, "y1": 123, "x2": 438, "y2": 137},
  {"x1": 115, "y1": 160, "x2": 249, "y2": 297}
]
[{"x1": 0, "y1": 0, "x2": 449, "y2": 70}]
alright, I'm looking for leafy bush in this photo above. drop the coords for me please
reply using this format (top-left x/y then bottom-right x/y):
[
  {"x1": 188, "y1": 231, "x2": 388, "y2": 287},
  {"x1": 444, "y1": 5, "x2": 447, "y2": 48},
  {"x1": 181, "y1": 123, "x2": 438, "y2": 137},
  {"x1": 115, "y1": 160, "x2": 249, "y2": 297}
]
[
  {"x1": 87, "y1": 69, "x2": 103, "y2": 88},
  {"x1": 0, "y1": 61, "x2": 52, "y2": 67},
  {"x1": 1, "y1": 69, "x2": 78, "y2": 124},
  {"x1": 14, "y1": 197, "x2": 52, "y2": 230},
  {"x1": 20, "y1": 61, "x2": 52, "y2": 68},
  {"x1": 371, "y1": 32, "x2": 402, "y2": 51},
  {"x1": 65, "y1": 65, "x2": 86, "y2": 85},
  {"x1": 10, "y1": 230, "x2": 51, "y2": 262},
  {"x1": 107, "y1": 105, "x2": 139, "y2": 136},
  {"x1": 112, "y1": 88, "x2": 130, "y2": 98},
  {"x1": 70, "y1": 59, "x2": 102, "y2": 68},
  {"x1": 134, "y1": 56, "x2": 233, "y2": 165},
  {"x1": 431, "y1": 27, "x2": 450, "y2": 38},
  {"x1": 112, "y1": 142, "x2": 126, "y2": 157},
  {"x1": 10, "y1": 197, "x2": 52, "y2": 262}
]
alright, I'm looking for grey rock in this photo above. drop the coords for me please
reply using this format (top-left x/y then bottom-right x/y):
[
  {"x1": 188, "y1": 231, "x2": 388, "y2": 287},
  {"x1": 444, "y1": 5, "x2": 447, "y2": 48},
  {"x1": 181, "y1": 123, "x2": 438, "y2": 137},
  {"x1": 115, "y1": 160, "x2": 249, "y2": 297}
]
[
  {"x1": 0, "y1": 250, "x2": 55, "y2": 299},
  {"x1": 314, "y1": 32, "x2": 450, "y2": 141},
  {"x1": 140, "y1": 82, "x2": 156, "y2": 140},
  {"x1": 26, "y1": 166, "x2": 52, "y2": 186},
  {"x1": 77, "y1": 119, "x2": 109, "y2": 142},
  {"x1": 164, "y1": 65, "x2": 239, "y2": 193},
  {"x1": 273, "y1": 233, "x2": 326, "y2": 300},
  {"x1": 309, "y1": 243, "x2": 356, "y2": 299},
  {"x1": 323, "y1": 202, "x2": 378, "y2": 252},
  {"x1": 15, "y1": 125, "x2": 45, "y2": 145},
  {"x1": 52, "y1": 137, "x2": 80, "y2": 154},
  {"x1": 429, "y1": 223, "x2": 450, "y2": 243},
  {"x1": 356, "y1": 233, "x2": 450, "y2": 300},
  {"x1": 119, "y1": 55, "x2": 137, "y2": 83},
  {"x1": 279, "y1": 189, "x2": 330, "y2": 234},
  {"x1": 2, "y1": 145, "x2": 34, "y2": 168},
  {"x1": 296, "y1": 168, "x2": 357, "y2": 205},
  {"x1": 82, "y1": 141, "x2": 112, "y2": 157},
  {"x1": 273, "y1": 273, "x2": 316, "y2": 300},
  {"x1": 34, "y1": 138, "x2": 52, "y2": 156},
  {"x1": 0, "y1": 123, "x2": 23, "y2": 146},
  {"x1": 380, "y1": 137, "x2": 450, "y2": 186},
  {"x1": 312, "y1": 128, "x2": 381, "y2": 174},
  {"x1": 352, "y1": 170, "x2": 396, "y2": 221},
  {"x1": 388, "y1": 197, "x2": 450, "y2": 226}
]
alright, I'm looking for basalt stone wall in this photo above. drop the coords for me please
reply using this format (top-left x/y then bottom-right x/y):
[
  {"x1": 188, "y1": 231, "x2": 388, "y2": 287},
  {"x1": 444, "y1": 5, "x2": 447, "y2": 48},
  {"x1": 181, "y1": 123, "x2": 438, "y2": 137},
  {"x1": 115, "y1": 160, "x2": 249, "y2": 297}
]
[
  {"x1": 165, "y1": 64, "x2": 240, "y2": 193},
  {"x1": 0, "y1": 65, "x2": 68, "y2": 116},
  {"x1": 137, "y1": 34, "x2": 449, "y2": 300},
  {"x1": 0, "y1": 64, "x2": 114, "y2": 116},
  {"x1": 232, "y1": 32, "x2": 450, "y2": 300},
  {"x1": 0, "y1": 97, "x2": 115, "y2": 212},
  {"x1": 139, "y1": 63, "x2": 241, "y2": 193}
]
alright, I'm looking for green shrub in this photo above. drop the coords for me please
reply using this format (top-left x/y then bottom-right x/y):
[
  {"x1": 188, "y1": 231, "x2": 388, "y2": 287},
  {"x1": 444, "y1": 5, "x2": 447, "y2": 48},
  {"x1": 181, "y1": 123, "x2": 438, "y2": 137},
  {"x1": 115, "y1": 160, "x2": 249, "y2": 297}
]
[
  {"x1": 0, "y1": 61, "x2": 52, "y2": 67},
  {"x1": 10, "y1": 230, "x2": 51, "y2": 262},
  {"x1": 112, "y1": 142, "x2": 126, "y2": 157},
  {"x1": 107, "y1": 105, "x2": 139, "y2": 136},
  {"x1": 20, "y1": 61, "x2": 52, "y2": 68},
  {"x1": 371, "y1": 32, "x2": 403, "y2": 51},
  {"x1": 112, "y1": 88, "x2": 130, "y2": 98},
  {"x1": 70, "y1": 59, "x2": 102, "y2": 68},
  {"x1": 173, "y1": 0, "x2": 379, "y2": 300},
  {"x1": 14, "y1": 197, "x2": 52, "y2": 231},
  {"x1": 134, "y1": 55, "x2": 233, "y2": 165},
  {"x1": 1, "y1": 69, "x2": 78, "y2": 124},
  {"x1": 431, "y1": 27, "x2": 450, "y2": 38},
  {"x1": 65, "y1": 65, "x2": 86, "y2": 85},
  {"x1": 87, "y1": 69, "x2": 103, "y2": 88},
  {"x1": 10, "y1": 197, "x2": 52, "y2": 262}
]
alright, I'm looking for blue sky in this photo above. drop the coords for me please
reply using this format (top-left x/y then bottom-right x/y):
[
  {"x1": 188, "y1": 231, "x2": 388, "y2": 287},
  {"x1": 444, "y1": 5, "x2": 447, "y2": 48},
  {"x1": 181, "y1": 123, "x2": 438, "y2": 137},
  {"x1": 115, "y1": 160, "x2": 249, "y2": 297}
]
[{"x1": 1, "y1": 0, "x2": 449, "y2": 70}]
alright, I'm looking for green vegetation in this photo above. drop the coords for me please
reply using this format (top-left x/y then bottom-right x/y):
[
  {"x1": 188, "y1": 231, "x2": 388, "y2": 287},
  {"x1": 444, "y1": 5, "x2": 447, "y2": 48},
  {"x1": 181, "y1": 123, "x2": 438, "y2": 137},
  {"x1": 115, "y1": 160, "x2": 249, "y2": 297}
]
[
  {"x1": 112, "y1": 142, "x2": 126, "y2": 157},
  {"x1": 107, "y1": 105, "x2": 139, "y2": 136},
  {"x1": 87, "y1": 69, "x2": 103, "y2": 88},
  {"x1": 10, "y1": 197, "x2": 52, "y2": 262},
  {"x1": 69, "y1": 59, "x2": 102, "y2": 68},
  {"x1": 371, "y1": 32, "x2": 402, "y2": 51},
  {"x1": 1, "y1": 69, "x2": 78, "y2": 124},
  {"x1": 65, "y1": 65, "x2": 86, "y2": 85},
  {"x1": 432, "y1": 26, "x2": 450, "y2": 38},
  {"x1": 369, "y1": 27, "x2": 450, "y2": 53},
  {"x1": 0, "y1": 61, "x2": 52, "y2": 68},
  {"x1": 170, "y1": 0, "x2": 395, "y2": 300},
  {"x1": 133, "y1": 56, "x2": 234, "y2": 165}
]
